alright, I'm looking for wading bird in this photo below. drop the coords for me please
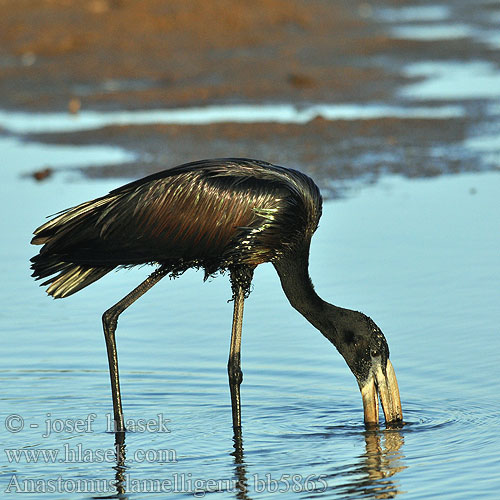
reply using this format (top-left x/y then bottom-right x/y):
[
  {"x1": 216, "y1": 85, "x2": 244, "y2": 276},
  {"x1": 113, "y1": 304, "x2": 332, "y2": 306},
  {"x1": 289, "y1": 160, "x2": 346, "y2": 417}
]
[{"x1": 31, "y1": 158, "x2": 402, "y2": 432}]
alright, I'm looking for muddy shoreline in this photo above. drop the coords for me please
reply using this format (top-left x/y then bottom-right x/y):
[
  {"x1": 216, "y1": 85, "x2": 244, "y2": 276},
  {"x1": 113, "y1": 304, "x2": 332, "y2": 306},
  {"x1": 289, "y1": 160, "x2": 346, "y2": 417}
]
[
  {"x1": 27, "y1": 115, "x2": 472, "y2": 198},
  {"x1": 2, "y1": 0, "x2": 499, "y2": 192},
  {"x1": 0, "y1": 0, "x2": 406, "y2": 111}
]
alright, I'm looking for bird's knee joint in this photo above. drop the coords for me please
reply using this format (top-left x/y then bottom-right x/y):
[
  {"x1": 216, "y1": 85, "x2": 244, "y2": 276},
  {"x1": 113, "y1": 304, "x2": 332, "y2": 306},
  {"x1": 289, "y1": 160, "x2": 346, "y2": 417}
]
[
  {"x1": 227, "y1": 363, "x2": 243, "y2": 385},
  {"x1": 102, "y1": 310, "x2": 118, "y2": 333}
]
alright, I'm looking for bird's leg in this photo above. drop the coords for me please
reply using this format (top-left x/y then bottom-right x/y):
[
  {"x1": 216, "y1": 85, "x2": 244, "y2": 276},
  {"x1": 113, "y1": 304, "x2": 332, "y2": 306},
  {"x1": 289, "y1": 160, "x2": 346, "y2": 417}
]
[
  {"x1": 228, "y1": 267, "x2": 253, "y2": 432},
  {"x1": 228, "y1": 284, "x2": 244, "y2": 431},
  {"x1": 102, "y1": 265, "x2": 169, "y2": 434}
]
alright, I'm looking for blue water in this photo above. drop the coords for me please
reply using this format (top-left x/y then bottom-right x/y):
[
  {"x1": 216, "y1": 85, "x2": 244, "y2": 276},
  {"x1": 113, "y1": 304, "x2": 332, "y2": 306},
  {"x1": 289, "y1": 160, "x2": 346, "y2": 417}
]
[
  {"x1": 0, "y1": 103, "x2": 464, "y2": 134},
  {"x1": 1, "y1": 132, "x2": 499, "y2": 498},
  {"x1": 2, "y1": 0, "x2": 500, "y2": 495}
]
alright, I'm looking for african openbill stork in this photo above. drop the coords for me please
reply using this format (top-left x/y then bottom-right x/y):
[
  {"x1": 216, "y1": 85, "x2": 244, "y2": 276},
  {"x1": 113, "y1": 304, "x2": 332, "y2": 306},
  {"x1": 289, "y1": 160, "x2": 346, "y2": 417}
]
[{"x1": 31, "y1": 158, "x2": 403, "y2": 432}]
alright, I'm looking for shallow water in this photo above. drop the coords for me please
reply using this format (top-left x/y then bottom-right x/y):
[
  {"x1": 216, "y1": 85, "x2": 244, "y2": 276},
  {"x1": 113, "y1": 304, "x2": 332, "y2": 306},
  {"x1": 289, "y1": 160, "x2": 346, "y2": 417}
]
[
  {"x1": 0, "y1": 103, "x2": 464, "y2": 134},
  {"x1": 2, "y1": 1, "x2": 500, "y2": 494},
  {"x1": 1, "y1": 133, "x2": 499, "y2": 498},
  {"x1": 380, "y1": 0, "x2": 500, "y2": 49}
]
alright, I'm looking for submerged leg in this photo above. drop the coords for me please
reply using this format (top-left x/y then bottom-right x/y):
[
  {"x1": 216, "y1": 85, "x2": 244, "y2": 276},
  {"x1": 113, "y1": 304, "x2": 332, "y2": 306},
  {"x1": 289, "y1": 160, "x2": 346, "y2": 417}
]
[
  {"x1": 102, "y1": 265, "x2": 169, "y2": 433},
  {"x1": 228, "y1": 267, "x2": 254, "y2": 432}
]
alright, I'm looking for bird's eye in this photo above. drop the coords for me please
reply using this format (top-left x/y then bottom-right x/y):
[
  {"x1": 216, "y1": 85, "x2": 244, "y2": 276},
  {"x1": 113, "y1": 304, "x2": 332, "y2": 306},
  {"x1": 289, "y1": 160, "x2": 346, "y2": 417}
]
[{"x1": 371, "y1": 348, "x2": 380, "y2": 357}]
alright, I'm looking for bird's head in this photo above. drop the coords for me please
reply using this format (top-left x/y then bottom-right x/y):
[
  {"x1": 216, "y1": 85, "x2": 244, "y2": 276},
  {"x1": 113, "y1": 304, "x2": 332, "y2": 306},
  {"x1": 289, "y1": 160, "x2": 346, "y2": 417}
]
[{"x1": 325, "y1": 307, "x2": 403, "y2": 425}]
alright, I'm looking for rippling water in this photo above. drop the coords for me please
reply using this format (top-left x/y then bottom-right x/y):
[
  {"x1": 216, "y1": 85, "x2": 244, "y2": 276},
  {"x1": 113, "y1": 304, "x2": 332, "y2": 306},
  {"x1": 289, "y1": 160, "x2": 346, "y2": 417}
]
[{"x1": 1, "y1": 131, "x2": 499, "y2": 498}]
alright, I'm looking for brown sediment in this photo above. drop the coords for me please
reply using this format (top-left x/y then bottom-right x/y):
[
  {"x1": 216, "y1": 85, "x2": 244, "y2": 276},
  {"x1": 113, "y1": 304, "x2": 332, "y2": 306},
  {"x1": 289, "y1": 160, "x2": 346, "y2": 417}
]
[
  {"x1": 0, "y1": 0, "x2": 405, "y2": 110},
  {"x1": 2, "y1": 0, "x2": 499, "y2": 189},
  {"x1": 27, "y1": 115, "x2": 471, "y2": 197}
]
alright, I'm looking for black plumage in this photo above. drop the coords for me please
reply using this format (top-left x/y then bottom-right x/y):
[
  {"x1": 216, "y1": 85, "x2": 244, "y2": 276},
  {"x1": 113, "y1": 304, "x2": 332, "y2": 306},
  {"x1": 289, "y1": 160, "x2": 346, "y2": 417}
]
[
  {"x1": 31, "y1": 158, "x2": 321, "y2": 297},
  {"x1": 31, "y1": 158, "x2": 402, "y2": 433}
]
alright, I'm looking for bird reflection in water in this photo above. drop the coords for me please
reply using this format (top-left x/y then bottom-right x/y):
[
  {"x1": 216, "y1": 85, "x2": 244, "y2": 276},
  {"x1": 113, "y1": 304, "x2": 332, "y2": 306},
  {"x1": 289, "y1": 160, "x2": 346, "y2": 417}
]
[
  {"x1": 110, "y1": 434, "x2": 126, "y2": 497},
  {"x1": 103, "y1": 431, "x2": 251, "y2": 499},
  {"x1": 104, "y1": 425, "x2": 406, "y2": 499},
  {"x1": 332, "y1": 428, "x2": 407, "y2": 499},
  {"x1": 231, "y1": 432, "x2": 251, "y2": 500}
]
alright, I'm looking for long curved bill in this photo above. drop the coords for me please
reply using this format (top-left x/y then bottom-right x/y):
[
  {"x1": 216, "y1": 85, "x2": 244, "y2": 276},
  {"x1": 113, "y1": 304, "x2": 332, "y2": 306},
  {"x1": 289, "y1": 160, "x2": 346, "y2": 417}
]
[{"x1": 360, "y1": 359, "x2": 403, "y2": 425}]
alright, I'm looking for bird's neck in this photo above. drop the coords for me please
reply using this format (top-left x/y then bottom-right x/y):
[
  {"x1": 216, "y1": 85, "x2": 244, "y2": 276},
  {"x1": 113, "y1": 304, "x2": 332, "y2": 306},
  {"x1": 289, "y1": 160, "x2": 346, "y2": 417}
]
[{"x1": 273, "y1": 252, "x2": 329, "y2": 333}]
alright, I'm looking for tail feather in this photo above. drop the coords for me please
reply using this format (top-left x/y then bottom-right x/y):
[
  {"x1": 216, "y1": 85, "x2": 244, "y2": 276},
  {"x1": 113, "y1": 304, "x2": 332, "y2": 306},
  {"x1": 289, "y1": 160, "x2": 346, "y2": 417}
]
[
  {"x1": 31, "y1": 196, "x2": 116, "y2": 298},
  {"x1": 31, "y1": 197, "x2": 111, "y2": 248},
  {"x1": 43, "y1": 265, "x2": 112, "y2": 299}
]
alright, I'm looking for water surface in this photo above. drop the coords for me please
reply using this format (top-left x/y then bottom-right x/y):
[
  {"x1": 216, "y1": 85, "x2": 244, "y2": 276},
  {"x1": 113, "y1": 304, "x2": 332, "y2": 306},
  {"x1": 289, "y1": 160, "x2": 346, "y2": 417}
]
[
  {"x1": 0, "y1": 103, "x2": 464, "y2": 134},
  {"x1": 1, "y1": 135, "x2": 499, "y2": 498},
  {"x1": 2, "y1": 2, "x2": 500, "y2": 495}
]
